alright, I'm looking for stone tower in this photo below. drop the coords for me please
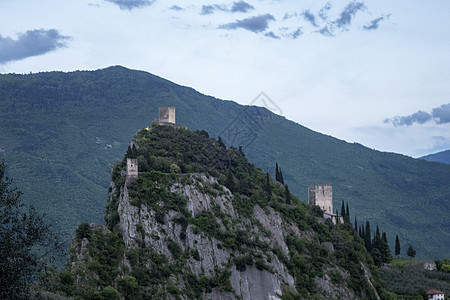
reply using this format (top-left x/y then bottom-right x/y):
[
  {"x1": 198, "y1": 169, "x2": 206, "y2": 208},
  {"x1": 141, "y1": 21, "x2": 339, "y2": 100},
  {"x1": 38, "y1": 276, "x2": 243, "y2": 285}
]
[
  {"x1": 159, "y1": 106, "x2": 176, "y2": 124},
  {"x1": 127, "y1": 158, "x2": 138, "y2": 179},
  {"x1": 308, "y1": 184, "x2": 333, "y2": 215}
]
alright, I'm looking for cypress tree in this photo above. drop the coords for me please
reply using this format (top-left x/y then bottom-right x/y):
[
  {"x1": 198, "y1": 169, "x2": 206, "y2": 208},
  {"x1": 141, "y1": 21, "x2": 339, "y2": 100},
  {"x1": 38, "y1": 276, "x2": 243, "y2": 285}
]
[
  {"x1": 354, "y1": 216, "x2": 358, "y2": 233},
  {"x1": 407, "y1": 244, "x2": 416, "y2": 259},
  {"x1": 375, "y1": 225, "x2": 381, "y2": 240},
  {"x1": 285, "y1": 185, "x2": 291, "y2": 204},
  {"x1": 238, "y1": 146, "x2": 244, "y2": 156},
  {"x1": 381, "y1": 232, "x2": 392, "y2": 263},
  {"x1": 371, "y1": 226, "x2": 383, "y2": 266},
  {"x1": 218, "y1": 136, "x2": 226, "y2": 149},
  {"x1": 341, "y1": 201, "x2": 346, "y2": 219},
  {"x1": 279, "y1": 169, "x2": 284, "y2": 184},
  {"x1": 275, "y1": 163, "x2": 280, "y2": 182},
  {"x1": 345, "y1": 203, "x2": 350, "y2": 223},
  {"x1": 395, "y1": 235, "x2": 401, "y2": 257},
  {"x1": 365, "y1": 221, "x2": 372, "y2": 252}
]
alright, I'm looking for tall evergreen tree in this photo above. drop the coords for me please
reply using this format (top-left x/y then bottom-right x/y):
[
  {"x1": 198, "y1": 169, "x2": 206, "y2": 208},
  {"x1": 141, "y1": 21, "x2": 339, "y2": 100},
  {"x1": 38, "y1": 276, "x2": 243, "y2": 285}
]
[
  {"x1": 279, "y1": 169, "x2": 284, "y2": 184},
  {"x1": 407, "y1": 244, "x2": 416, "y2": 259},
  {"x1": 354, "y1": 216, "x2": 358, "y2": 233},
  {"x1": 341, "y1": 201, "x2": 346, "y2": 219},
  {"x1": 345, "y1": 203, "x2": 350, "y2": 223},
  {"x1": 285, "y1": 185, "x2": 291, "y2": 205},
  {"x1": 365, "y1": 220, "x2": 372, "y2": 252},
  {"x1": 381, "y1": 232, "x2": 392, "y2": 263},
  {"x1": 238, "y1": 146, "x2": 244, "y2": 156},
  {"x1": 218, "y1": 136, "x2": 226, "y2": 149},
  {"x1": 275, "y1": 163, "x2": 280, "y2": 182},
  {"x1": 395, "y1": 235, "x2": 401, "y2": 257},
  {"x1": 371, "y1": 225, "x2": 383, "y2": 266}
]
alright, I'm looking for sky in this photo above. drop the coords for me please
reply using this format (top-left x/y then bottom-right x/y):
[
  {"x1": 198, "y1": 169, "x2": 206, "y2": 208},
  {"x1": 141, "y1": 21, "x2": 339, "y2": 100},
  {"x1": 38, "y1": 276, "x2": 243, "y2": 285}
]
[{"x1": 1, "y1": 0, "x2": 449, "y2": 158}]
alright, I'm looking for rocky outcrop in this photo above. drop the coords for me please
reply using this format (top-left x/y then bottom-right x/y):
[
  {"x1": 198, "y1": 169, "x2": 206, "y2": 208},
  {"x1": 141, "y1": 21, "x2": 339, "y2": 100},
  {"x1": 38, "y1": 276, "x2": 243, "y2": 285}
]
[{"x1": 116, "y1": 173, "x2": 293, "y2": 299}]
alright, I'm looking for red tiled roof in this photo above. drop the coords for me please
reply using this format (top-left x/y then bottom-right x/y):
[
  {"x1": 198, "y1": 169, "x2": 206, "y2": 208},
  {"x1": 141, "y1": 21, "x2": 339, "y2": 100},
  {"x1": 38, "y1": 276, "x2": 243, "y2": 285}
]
[{"x1": 427, "y1": 289, "x2": 444, "y2": 295}]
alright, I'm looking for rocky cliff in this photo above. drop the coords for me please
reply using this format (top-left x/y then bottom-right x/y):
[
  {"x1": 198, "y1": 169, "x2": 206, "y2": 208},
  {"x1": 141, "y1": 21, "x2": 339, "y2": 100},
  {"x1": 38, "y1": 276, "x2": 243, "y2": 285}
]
[{"x1": 44, "y1": 125, "x2": 388, "y2": 299}]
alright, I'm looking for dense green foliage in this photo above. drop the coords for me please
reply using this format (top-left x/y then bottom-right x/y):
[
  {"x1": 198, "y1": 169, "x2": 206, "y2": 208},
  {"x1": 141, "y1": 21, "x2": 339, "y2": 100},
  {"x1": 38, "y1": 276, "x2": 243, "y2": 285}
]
[
  {"x1": 0, "y1": 162, "x2": 62, "y2": 299},
  {"x1": 0, "y1": 66, "x2": 449, "y2": 259}
]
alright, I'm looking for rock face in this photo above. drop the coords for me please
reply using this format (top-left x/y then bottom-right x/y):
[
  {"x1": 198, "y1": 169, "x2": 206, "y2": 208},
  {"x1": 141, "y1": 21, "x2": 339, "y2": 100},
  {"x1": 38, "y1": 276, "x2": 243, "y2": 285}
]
[
  {"x1": 116, "y1": 173, "x2": 293, "y2": 299},
  {"x1": 64, "y1": 127, "x2": 383, "y2": 299}
]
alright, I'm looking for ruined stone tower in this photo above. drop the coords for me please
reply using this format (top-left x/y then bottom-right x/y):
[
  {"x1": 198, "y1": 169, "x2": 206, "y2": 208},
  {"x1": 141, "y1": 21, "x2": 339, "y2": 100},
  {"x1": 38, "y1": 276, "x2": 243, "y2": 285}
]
[
  {"x1": 159, "y1": 106, "x2": 176, "y2": 124},
  {"x1": 126, "y1": 158, "x2": 138, "y2": 179},
  {"x1": 308, "y1": 184, "x2": 333, "y2": 215}
]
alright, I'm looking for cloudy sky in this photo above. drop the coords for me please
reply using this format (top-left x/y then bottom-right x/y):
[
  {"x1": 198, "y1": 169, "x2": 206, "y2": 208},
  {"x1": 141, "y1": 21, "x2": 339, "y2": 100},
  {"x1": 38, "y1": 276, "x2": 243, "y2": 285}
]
[{"x1": 1, "y1": 0, "x2": 449, "y2": 157}]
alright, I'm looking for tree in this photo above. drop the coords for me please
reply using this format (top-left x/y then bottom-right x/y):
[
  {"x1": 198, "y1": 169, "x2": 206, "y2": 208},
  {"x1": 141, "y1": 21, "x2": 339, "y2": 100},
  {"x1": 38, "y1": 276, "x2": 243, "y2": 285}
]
[
  {"x1": 341, "y1": 201, "x2": 346, "y2": 219},
  {"x1": 345, "y1": 203, "x2": 350, "y2": 222},
  {"x1": 238, "y1": 146, "x2": 245, "y2": 156},
  {"x1": 364, "y1": 221, "x2": 372, "y2": 252},
  {"x1": 0, "y1": 161, "x2": 62, "y2": 299},
  {"x1": 395, "y1": 235, "x2": 401, "y2": 257},
  {"x1": 275, "y1": 163, "x2": 284, "y2": 184},
  {"x1": 225, "y1": 170, "x2": 235, "y2": 193},
  {"x1": 371, "y1": 226, "x2": 383, "y2": 266},
  {"x1": 218, "y1": 136, "x2": 226, "y2": 149},
  {"x1": 381, "y1": 232, "x2": 392, "y2": 263},
  {"x1": 407, "y1": 244, "x2": 416, "y2": 259},
  {"x1": 275, "y1": 163, "x2": 280, "y2": 182},
  {"x1": 354, "y1": 216, "x2": 358, "y2": 233},
  {"x1": 285, "y1": 185, "x2": 291, "y2": 205}
]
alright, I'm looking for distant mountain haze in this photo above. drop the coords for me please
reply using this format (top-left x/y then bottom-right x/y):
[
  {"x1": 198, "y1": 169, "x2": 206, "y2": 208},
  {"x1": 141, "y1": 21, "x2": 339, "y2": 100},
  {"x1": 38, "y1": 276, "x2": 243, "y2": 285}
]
[{"x1": 421, "y1": 150, "x2": 450, "y2": 164}]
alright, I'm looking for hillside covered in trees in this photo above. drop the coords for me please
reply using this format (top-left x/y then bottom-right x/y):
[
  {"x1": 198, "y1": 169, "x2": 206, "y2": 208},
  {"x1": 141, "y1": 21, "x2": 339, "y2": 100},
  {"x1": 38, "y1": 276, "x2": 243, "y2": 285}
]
[
  {"x1": 39, "y1": 125, "x2": 393, "y2": 299},
  {"x1": 0, "y1": 66, "x2": 449, "y2": 259}
]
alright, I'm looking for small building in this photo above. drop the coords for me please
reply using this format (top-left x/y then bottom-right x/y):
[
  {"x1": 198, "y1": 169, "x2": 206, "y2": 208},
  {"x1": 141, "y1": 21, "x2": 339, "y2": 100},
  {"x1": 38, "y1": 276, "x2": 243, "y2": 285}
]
[{"x1": 427, "y1": 289, "x2": 445, "y2": 300}]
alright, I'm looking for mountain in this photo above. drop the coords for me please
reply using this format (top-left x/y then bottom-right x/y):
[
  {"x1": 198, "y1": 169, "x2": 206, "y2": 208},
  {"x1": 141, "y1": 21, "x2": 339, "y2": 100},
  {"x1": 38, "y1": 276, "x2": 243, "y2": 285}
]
[
  {"x1": 40, "y1": 125, "x2": 389, "y2": 299},
  {"x1": 0, "y1": 66, "x2": 449, "y2": 259},
  {"x1": 421, "y1": 150, "x2": 450, "y2": 164}
]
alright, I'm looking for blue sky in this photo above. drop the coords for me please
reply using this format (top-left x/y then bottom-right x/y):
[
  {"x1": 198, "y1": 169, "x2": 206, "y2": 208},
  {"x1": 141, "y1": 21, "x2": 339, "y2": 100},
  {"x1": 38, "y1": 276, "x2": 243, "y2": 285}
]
[{"x1": 1, "y1": 0, "x2": 449, "y2": 157}]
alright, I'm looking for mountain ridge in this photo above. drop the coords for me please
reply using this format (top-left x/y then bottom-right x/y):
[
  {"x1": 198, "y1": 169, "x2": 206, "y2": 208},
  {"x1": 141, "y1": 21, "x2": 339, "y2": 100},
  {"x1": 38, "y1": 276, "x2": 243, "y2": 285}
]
[
  {"x1": 421, "y1": 150, "x2": 450, "y2": 164},
  {"x1": 0, "y1": 66, "x2": 449, "y2": 259}
]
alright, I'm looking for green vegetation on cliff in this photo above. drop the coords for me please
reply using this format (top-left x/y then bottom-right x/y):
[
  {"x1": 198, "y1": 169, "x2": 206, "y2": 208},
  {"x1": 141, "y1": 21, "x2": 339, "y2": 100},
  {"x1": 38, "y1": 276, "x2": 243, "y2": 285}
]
[{"x1": 40, "y1": 126, "x2": 393, "y2": 299}]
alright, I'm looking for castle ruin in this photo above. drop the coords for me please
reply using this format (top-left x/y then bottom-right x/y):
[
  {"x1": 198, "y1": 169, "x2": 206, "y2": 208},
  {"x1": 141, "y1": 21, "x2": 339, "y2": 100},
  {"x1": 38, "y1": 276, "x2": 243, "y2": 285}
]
[
  {"x1": 126, "y1": 158, "x2": 138, "y2": 182},
  {"x1": 308, "y1": 184, "x2": 342, "y2": 224},
  {"x1": 159, "y1": 106, "x2": 176, "y2": 124}
]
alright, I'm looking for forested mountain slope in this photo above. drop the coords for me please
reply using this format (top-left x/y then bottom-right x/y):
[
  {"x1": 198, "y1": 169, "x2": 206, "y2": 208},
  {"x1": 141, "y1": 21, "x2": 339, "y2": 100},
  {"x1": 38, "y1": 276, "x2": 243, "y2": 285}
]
[{"x1": 0, "y1": 66, "x2": 449, "y2": 258}]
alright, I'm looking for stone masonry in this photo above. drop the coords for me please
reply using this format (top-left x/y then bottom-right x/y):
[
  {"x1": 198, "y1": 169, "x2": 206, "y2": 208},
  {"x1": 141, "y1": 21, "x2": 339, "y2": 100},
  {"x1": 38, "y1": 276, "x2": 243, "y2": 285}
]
[
  {"x1": 308, "y1": 184, "x2": 333, "y2": 214},
  {"x1": 127, "y1": 158, "x2": 138, "y2": 179},
  {"x1": 159, "y1": 106, "x2": 176, "y2": 124}
]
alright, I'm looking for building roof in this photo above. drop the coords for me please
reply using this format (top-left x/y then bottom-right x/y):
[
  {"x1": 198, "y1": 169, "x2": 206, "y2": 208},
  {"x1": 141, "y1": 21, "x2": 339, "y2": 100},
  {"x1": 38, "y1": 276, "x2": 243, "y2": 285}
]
[{"x1": 427, "y1": 289, "x2": 444, "y2": 295}]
